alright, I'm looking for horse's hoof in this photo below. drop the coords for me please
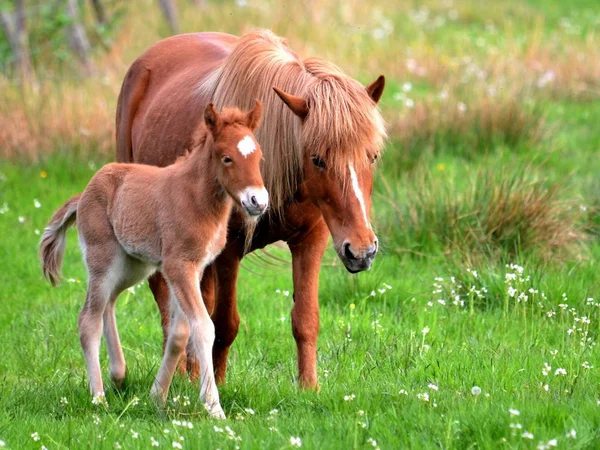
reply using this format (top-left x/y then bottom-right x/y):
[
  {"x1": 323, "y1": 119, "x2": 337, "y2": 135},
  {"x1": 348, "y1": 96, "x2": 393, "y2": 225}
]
[{"x1": 205, "y1": 403, "x2": 226, "y2": 420}]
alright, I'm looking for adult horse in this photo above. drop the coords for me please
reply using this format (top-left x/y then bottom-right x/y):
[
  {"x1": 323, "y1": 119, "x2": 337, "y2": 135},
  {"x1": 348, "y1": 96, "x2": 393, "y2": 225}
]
[{"x1": 116, "y1": 29, "x2": 386, "y2": 389}]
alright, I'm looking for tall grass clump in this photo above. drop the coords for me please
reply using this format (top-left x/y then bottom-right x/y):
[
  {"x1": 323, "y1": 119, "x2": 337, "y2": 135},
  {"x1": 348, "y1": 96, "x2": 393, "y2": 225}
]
[
  {"x1": 379, "y1": 165, "x2": 585, "y2": 264},
  {"x1": 384, "y1": 91, "x2": 545, "y2": 173}
]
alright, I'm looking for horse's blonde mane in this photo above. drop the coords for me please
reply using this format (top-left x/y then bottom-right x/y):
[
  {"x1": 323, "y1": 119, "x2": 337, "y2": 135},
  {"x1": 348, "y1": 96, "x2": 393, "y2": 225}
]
[{"x1": 197, "y1": 29, "x2": 386, "y2": 217}]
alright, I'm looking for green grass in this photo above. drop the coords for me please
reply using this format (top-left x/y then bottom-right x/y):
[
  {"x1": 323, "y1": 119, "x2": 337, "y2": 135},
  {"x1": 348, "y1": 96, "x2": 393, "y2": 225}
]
[{"x1": 2, "y1": 0, "x2": 600, "y2": 448}]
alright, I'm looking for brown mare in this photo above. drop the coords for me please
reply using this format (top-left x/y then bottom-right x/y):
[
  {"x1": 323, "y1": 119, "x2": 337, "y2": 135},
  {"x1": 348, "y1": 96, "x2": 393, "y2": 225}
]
[
  {"x1": 116, "y1": 29, "x2": 386, "y2": 389},
  {"x1": 40, "y1": 102, "x2": 266, "y2": 418}
]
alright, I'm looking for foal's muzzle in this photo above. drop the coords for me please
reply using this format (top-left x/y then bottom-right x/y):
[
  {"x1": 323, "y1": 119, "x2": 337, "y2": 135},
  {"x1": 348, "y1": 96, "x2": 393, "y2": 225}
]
[
  {"x1": 240, "y1": 187, "x2": 269, "y2": 217},
  {"x1": 339, "y1": 240, "x2": 378, "y2": 273}
]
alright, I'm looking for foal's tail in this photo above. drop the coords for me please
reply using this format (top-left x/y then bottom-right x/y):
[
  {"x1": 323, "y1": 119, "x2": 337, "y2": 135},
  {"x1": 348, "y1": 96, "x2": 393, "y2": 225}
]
[{"x1": 39, "y1": 194, "x2": 81, "y2": 286}]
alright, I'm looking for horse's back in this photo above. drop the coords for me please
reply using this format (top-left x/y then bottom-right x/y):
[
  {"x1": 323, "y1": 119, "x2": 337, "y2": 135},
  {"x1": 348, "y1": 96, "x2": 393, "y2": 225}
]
[{"x1": 116, "y1": 32, "x2": 239, "y2": 167}]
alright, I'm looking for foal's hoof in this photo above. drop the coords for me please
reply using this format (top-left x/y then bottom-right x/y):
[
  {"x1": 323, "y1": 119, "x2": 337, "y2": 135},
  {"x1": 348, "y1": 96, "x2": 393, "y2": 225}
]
[{"x1": 205, "y1": 403, "x2": 226, "y2": 420}]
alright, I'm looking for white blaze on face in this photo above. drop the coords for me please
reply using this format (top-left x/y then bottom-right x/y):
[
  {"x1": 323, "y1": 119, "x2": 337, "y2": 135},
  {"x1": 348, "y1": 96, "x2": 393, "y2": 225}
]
[
  {"x1": 349, "y1": 164, "x2": 371, "y2": 229},
  {"x1": 237, "y1": 135, "x2": 256, "y2": 158}
]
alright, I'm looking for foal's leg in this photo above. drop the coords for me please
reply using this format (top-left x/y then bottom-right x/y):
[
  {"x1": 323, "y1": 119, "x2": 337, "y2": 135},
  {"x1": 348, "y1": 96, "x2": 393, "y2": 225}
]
[
  {"x1": 79, "y1": 244, "x2": 125, "y2": 400},
  {"x1": 186, "y1": 264, "x2": 216, "y2": 380},
  {"x1": 79, "y1": 278, "x2": 112, "y2": 399},
  {"x1": 103, "y1": 297, "x2": 126, "y2": 388},
  {"x1": 149, "y1": 272, "x2": 188, "y2": 374},
  {"x1": 162, "y1": 261, "x2": 225, "y2": 419},
  {"x1": 288, "y1": 222, "x2": 329, "y2": 389},
  {"x1": 151, "y1": 298, "x2": 190, "y2": 404}
]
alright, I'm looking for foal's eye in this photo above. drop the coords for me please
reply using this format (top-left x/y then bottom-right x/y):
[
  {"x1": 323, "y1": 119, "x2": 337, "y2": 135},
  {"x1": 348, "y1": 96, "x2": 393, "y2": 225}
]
[
  {"x1": 222, "y1": 156, "x2": 233, "y2": 165},
  {"x1": 371, "y1": 154, "x2": 379, "y2": 165},
  {"x1": 311, "y1": 155, "x2": 327, "y2": 170}
]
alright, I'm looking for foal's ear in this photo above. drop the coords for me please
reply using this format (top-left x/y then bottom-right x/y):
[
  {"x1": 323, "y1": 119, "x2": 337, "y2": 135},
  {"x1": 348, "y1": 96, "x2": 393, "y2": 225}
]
[
  {"x1": 204, "y1": 103, "x2": 222, "y2": 135},
  {"x1": 246, "y1": 99, "x2": 263, "y2": 131},
  {"x1": 273, "y1": 87, "x2": 308, "y2": 120},
  {"x1": 366, "y1": 75, "x2": 385, "y2": 104}
]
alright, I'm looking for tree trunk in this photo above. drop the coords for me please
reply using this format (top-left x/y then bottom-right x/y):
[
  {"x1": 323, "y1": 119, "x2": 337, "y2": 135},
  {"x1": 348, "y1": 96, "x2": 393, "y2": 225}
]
[
  {"x1": 65, "y1": 0, "x2": 94, "y2": 74},
  {"x1": 0, "y1": 0, "x2": 34, "y2": 81},
  {"x1": 158, "y1": 0, "x2": 179, "y2": 35},
  {"x1": 89, "y1": 0, "x2": 106, "y2": 24}
]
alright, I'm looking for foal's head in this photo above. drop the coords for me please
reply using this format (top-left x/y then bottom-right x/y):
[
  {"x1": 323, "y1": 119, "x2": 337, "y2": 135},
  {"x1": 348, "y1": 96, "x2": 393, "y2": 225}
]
[
  {"x1": 274, "y1": 75, "x2": 386, "y2": 273},
  {"x1": 204, "y1": 101, "x2": 268, "y2": 218}
]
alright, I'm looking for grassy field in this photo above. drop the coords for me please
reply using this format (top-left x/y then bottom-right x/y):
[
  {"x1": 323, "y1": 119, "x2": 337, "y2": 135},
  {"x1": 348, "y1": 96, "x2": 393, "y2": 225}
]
[{"x1": 1, "y1": 0, "x2": 600, "y2": 449}]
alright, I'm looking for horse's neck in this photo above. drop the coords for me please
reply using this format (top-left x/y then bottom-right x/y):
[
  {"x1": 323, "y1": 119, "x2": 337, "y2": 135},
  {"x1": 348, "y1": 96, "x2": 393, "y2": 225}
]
[{"x1": 171, "y1": 141, "x2": 229, "y2": 215}]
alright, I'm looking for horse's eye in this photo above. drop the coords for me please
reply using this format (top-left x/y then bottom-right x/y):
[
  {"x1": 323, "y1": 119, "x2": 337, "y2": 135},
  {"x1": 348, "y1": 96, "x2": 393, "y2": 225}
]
[
  {"x1": 371, "y1": 154, "x2": 379, "y2": 164},
  {"x1": 222, "y1": 156, "x2": 233, "y2": 165},
  {"x1": 311, "y1": 155, "x2": 327, "y2": 169}
]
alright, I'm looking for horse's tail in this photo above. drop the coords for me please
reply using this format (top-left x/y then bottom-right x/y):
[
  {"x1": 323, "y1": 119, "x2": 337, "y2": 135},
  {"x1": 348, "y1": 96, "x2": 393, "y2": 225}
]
[
  {"x1": 116, "y1": 59, "x2": 150, "y2": 163},
  {"x1": 39, "y1": 194, "x2": 81, "y2": 286}
]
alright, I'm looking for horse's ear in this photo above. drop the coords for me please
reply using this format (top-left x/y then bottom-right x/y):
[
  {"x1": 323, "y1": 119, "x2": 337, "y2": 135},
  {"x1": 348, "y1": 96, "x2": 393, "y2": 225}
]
[
  {"x1": 246, "y1": 99, "x2": 263, "y2": 131},
  {"x1": 366, "y1": 75, "x2": 385, "y2": 104},
  {"x1": 273, "y1": 87, "x2": 308, "y2": 120},
  {"x1": 204, "y1": 103, "x2": 222, "y2": 135}
]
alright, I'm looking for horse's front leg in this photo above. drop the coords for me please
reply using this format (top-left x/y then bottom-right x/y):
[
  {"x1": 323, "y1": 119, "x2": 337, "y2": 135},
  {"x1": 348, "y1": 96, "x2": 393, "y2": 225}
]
[
  {"x1": 288, "y1": 221, "x2": 329, "y2": 389},
  {"x1": 160, "y1": 260, "x2": 225, "y2": 419},
  {"x1": 210, "y1": 245, "x2": 242, "y2": 385}
]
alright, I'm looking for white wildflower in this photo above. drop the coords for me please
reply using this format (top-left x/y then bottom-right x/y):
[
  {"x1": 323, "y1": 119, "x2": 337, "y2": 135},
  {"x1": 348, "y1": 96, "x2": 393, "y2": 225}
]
[
  {"x1": 471, "y1": 386, "x2": 482, "y2": 396},
  {"x1": 290, "y1": 436, "x2": 302, "y2": 447}
]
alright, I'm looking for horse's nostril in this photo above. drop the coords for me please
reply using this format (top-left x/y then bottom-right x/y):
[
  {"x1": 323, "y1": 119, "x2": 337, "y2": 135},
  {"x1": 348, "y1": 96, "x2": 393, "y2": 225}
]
[
  {"x1": 343, "y1": 242, "x2": 355, "y2": 260},
  {"x1": 250, "y1": 195, "x2": 258, "y2": 207}
]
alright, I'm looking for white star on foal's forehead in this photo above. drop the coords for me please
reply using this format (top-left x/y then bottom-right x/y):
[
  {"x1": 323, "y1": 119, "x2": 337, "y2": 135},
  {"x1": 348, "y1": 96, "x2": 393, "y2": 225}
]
[{"x1": 237, "y1": 135, "x2": 256, "y2": 157}]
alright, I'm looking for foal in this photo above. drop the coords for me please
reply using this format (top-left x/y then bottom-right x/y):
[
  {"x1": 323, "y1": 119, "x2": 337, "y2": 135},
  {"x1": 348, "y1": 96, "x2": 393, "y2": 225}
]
[{"x1": 40, "y1": 101, "x2": 266, "y2": 419}]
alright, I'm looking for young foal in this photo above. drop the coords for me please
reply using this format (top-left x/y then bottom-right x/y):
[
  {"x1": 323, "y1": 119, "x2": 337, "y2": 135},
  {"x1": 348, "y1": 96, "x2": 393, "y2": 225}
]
[{"x1": 39, "y1": 102, "x2": 266, "y2": 419}]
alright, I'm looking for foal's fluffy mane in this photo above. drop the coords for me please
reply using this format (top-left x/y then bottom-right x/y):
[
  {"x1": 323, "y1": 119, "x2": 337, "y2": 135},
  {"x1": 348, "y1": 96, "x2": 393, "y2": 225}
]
[{"x1": 197, "y1": 29, "x2": 386, "y2": 217}]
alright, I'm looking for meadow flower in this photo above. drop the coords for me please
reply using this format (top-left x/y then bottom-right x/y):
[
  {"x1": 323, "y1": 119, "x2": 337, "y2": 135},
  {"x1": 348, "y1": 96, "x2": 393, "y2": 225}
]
[
  {"x1": 509, "y1": 408, "x2": 520, "y2": 416},
  {"x1": 550, "y1": 349, "x2": 558, "y2": 357},
  {"x1": 399, "y1": 389, "x2": 408, "y2": 395},
  {"x1": 542, "y1": 362, "x2": 551, "y2": 376},
  {"x1": 522, "y1": 431, "x2": 534, "y2": 439},
  {"x1": 268, "y1": 426, "x2": 278, "y2": 431},
  {"x1": 290, "y1": 436, "x2": 302, "y2": 447},
  {"x1": 349, "y1": 303, "x2": 355, "y2": 310},
  {"x1": 554, "y1": 368, "x2": 567, "y2": 376},
  {"x1": 402, "y1": 82, "x2": 412, "y2": 92},
  {"x1": 417, "y1": 392, "x2": 429, "y2": 402},
  {"x1": 131, "y1": 430, "x2": 139, "y2": 439},
  {"x1": 31, "y1": 432, "x2": 40, "y2": 441},
  {"x1": 0, "y1": 203, "x2": 8, "y2": 214},
  {"x1": 245, "y1": 408, "x2": 255, "y2": 415},
  {"x1": 428, "y1": 383, "x2": 438, "y2": 391},
  {"x1": 269, "y1": 408, "x2": 278, "y2": 416},
  {"x1": 0, "y1": 440, "x2": 4, "y2": 447},
  {"x1": 344, "y1": 394, "x2": 356, "y2": 401},
  {"x1": 18, "y1": 216, "x2": 25, "y2": 223},
  {"x1": 367, "y1": 437, "x2": 379, "y2": 448},
  {"x1": 509, "y1": 423, "x2": 523, "y2": 430},
  {"x1": 582, "y1": 361, "x2": 593, "y2": 369},
  {"x1": 151, "y1": 437, "x2": 160, "y2": 447},
  {"x1": 172, "y1": 442, "x2": 182, "y2": 449},
  {"x1": 566, "y1": 429, "x2": 576, "y2": 439},
  {"x1": 422, "y1": 327, "x2": 430, "y2": 335},
  {"x1": 34, "y1": 199, "x2": 41, "y2": 208},
  {"x1": 60, "y1": 397, "x2": 69, "y2": 405},
  {"x1": 40, "y1": 171, "x2": 47, "y2": 179},
  {"x1": 457, "y1": 102, "x2": 467, "y2": 113},
  {"x1": 471, "y1": 386, "x2": 482, "y2": 396}
]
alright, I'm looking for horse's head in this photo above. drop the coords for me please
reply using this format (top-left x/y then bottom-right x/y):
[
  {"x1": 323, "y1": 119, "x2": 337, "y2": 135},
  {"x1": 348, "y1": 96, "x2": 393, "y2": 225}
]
[
  {"x1": 273, "y1": 75, "x2": 386, "y2": 273},
  {"x1": 204, "y1": 100, "x2": 268, "y2": 219}
]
